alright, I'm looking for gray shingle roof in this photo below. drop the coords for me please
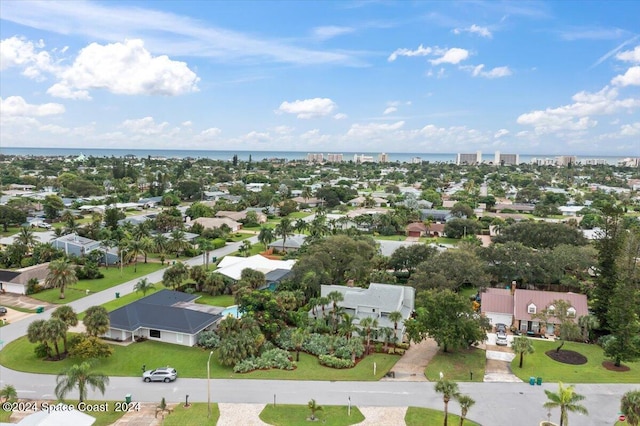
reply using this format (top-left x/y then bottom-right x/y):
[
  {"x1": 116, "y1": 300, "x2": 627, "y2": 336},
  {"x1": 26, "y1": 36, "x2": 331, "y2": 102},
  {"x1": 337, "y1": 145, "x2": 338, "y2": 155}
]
[{"x1": 109, "y1": 289, "x2": 220, "y2": 334}]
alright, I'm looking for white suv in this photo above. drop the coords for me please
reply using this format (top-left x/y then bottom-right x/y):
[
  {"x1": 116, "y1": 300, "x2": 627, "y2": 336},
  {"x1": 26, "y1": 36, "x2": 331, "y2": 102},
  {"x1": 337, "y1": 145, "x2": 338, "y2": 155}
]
[
  {"x1": 142, "y1": 367, "x2": 178, "y2": 382},
  {"x1": 496, "y1": 331, "x2": 508, "y2": 346}
]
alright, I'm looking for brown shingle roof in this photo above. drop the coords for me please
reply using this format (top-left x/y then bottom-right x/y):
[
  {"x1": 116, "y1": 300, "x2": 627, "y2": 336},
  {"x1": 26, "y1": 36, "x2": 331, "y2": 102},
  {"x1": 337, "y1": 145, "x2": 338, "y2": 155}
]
[
  {"x1": 514, "y1": 289, "x2": 588, "y2": 324},
  {"x1": 480, "y1": 288, "x2": 514, "y2": 315}
]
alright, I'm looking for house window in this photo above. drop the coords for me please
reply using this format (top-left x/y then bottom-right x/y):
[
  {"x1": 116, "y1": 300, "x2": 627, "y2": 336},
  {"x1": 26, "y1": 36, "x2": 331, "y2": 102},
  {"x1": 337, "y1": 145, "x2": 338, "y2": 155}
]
[
  {"x1": 548, "y1": 305, "x2": 555, "y2": 315},
  {"x1": 150, "y1": 329, "x2": 161, "y2": 338},
  {"x1": 567, "y1": 307, "x2": 576, "y2": 318},
  {"x1": 527, "y1": 304, "x2": 536, "y2": 314}
]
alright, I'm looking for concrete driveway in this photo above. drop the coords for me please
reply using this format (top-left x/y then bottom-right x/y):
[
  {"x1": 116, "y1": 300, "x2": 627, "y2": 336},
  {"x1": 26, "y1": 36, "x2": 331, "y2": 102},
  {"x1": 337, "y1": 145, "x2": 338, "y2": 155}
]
[{"x1": 484, "y1": 333, "x2": 521, "y2": 383}]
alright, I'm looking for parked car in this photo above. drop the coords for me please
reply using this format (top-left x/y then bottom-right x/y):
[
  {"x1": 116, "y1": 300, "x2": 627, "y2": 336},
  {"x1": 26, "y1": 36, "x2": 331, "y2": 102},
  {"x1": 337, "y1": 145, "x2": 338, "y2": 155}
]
[
  {"x1": 0, "y1": 306, "x2": 7, "y2": 316},
  {"x1": 142, "y1": 367, "x2": 177, "y2": 383},
  {"x1": 496, "y1": 331, "x2": 508, "y2": 346},
  {"x1": 495, "y1": 323, "x2": 507, "y2": 333}
]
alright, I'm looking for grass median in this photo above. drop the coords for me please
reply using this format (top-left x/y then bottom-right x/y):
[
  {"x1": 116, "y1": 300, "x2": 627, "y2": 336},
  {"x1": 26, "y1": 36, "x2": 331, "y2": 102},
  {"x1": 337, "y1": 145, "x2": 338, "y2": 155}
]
[{"x1": 260, "y1": 404, "x2": 364, "y2": 425}]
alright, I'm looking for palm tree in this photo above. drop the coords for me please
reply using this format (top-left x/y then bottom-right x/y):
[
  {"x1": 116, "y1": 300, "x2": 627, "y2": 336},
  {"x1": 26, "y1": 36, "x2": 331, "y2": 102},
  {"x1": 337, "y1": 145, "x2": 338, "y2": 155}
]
[
  {"x1": 543, "y1": 382, "x2": 588, "y2": 426},
  {"x1": 340, "y1": 313, "x2": 357, "y2": 341},
  {"x1": 621, "y1": 390, "x2": 640, "y2": 426},
  {"x1": 162, "y1": 261, "x2": 190, "y2": 290},
  {"x1": 51, "y1": 306, "x2": 78, "y2": 354},
  {"x1": 27, "y1": 319, "x2": 51, "y2": 358},
  {"x1": 258, "y1": 226, "x2": 275, "y2": 250},
  {"x1": 131, "y1": 222, "x2": 150, "y2": 241},
  {"x1": 359, "y1": 316, "x2": 379, "y2": 355},
  {"x1": 294, "y1": 218, "x2": 308, "y2": 234},
  {"x1": 16, "y1": 226, "x2": 37, "y2": 251},
  {"x1": 153, "y1": 233, "x2": 169, "y2": 256},
  {"x1": 456, "y1": 394, "x2": 475, "y2": 426},
  {"x1": 55, "y1": 361, "x2": 110, "y2": 403},
  {"x1": 197, "y1": 238, "x2": 215, "y2": 268},
  {"x1": 239, "y1": 240, "x2": 252, "y2": 257},
  {"x1": 139, "y1": 236, "x2": 154, "y2": 264},
  {"x1": 512, "y1": 336, "x2": 535, "y2": 368},
  {"x1": 388, "y1": 311, "x2": 403, "y2": 343},
  {"x1": 45, "y1": 259, "x2": 78, "y2": 299},
  {"x1": 291, "y1": 328, "x2": 307, "y2": 362},
  {"x1": 0, "y1": 384, "x2": 17, "y2": 402},
  {"x1": 168, "y1": 229, "x2": 191, "y2": 257},
  {"x1": 125, "y1": 238, "x2": 147, "y2": 272},
  {"x1": 45, "y1": 318, "x2": 67, "y2": 360},
  {"x1": 578, "y1": 314, "x2": 599, "y2": 342},
  {"x1": 134, "y1": 277, "x2": 155, "y2": 296},
  {"x1": 83, "y1": 306, "x2": 110, "y2": 337},
  {"x1": 327, "y1": 291, "x2": 344, "y2": 333},
  {"x1": 274, "y1": 217, "x2": 293, "y2": 252},
  {"x1": 434, "y1": 379, "x2": 460, "y2": 426},
  {"x1": 381, "y1": 326, "x2": 395, "y2": 351},
  {"x1": 307, "y1": 399, "x2": 323, "y2": 421}
]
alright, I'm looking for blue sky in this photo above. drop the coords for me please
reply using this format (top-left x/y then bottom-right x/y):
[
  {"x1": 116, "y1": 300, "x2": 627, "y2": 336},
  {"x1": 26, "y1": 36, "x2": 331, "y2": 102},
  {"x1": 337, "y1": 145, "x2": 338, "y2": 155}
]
[{"x1": 1, "y1": 0, "x2": 639, "y2": 156}]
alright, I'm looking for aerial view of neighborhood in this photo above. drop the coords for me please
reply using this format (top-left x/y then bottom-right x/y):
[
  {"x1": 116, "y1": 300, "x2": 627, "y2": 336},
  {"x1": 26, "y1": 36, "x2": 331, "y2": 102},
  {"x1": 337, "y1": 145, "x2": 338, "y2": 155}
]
[{"x1": 0, "y1": 1, "x2": 639, "y2": 426}]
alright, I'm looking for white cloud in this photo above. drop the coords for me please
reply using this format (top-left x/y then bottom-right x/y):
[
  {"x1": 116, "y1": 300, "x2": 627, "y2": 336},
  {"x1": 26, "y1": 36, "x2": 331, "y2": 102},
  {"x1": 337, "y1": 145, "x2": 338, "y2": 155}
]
[
  {"x1": 333, "y1": 113, "x2": 348, "y2": 120},
  {"x1": 1, "y1": 1, "x2": 360, "y2": 66},
  {"x1": 199, "y1": 127, "x2": 222, "y2": 138},
  {"x1": 244, "y1": 131, "x2": 271, "y2": 142},
  {"x1": 277, "y1": 98, "x2": 337, "y2": 119},
  {"x1": 272, "y1": 125, "x2": 294, "y2": 134},
  {"x1": 0, "y1": 96, "x2": 65, "y2": 116},
  {"x1": 517, "y1": 86, "x2": 640, "y2": 134},
  {"x1": 50, "y1": 39, "x2": 199, "y2": 98},
  {"x1": 611, "y1": 66, "x2": 640, "y2": 86},
  {"x1": 383, "y1": 106, "x2": 397, "y2": 115},
  {"x1": 494, "y1": 129, "x2": 510, "y2": 138},
  {"x1": 429, "y1": 48, "x2": 469, "y2": 65},
  {"x1": 0, "y1": 36, "x2": 56, "y2": 79},
  {"x1": 182, "y1": 121, "x2": 193, "y2": 127},
  {"x1": 388, "y1": 44, "x2": 432, "y2": 62},
  {"x1": 347, "y1": 121, "x2": 405, "y2": 138},
  {"x1": 121, "y1": 117, "x2": 169, "y2": 135},
  {"x1": 616, "y1": 45, "x2": 640, "y2": 63},
  {"x1": 313, "y1": 26, "x2": 355, "y2": 41},
  {"x1": 46, "y1": 83, "x2": 91, "y2": 100},
  {"x1": 620, "y1": 122, "x2": 640, "y2": 136},
  {"x1": 466, "y1": 64, "x2": 512, "y2": 78},
  {"x1": 453, "y1": 24, "x2": 492, "y2": 38}
]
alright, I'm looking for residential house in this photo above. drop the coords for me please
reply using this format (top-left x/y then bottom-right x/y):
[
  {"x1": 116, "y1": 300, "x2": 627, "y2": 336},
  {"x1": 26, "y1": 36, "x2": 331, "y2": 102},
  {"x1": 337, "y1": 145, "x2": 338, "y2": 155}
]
[
  {"x1": 106, "y1": 289, "x2": 221, "y2": 346},
  {"x1": 406, "y1": 222, "x2": 427, "y2": 237},
  {"x1": 189, "y1": 217, "x2": 242, "y2": 232},
  {"x1": 317, "y1": 283, "x2": 415, "y2": 341},
  {"x1": 420, "y1": 209, "x2": 453, "y2": 222},
  {"x1": 215, "y1": 210, "x2": 267, "y2": 224},
  {"x1": 494, "y1": 203, "x2": 535, "y2": 213},
  {"x1": 137, "y1": 196, "x2": 163, "y2": 209},
  {"x1": 291, "y1": 196, "x2": 323, "y2": 207},
  {"x1": 480, "y1": 288, "x2": 588, "y2": 335},
  {"x1": 346, "y1": 196, "x2": 387, "y2": 207},
  {"x1": 0, "y1": 263, "x2": 50, "y2": 294},
  {"x1": 268, "y1": 234, "x2": 307, "y2": 252},
  {"x1": 51, "y1": 233, "x2": 119, "y2": 264},
  {"x1": 215, "y1": 254, "x2": 296, "y2": 282}
]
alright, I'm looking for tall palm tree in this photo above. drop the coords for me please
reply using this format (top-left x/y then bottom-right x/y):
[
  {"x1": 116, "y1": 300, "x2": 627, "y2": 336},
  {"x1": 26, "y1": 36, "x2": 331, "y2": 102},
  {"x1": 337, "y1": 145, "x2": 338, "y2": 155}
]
[
  {"x1": 291, "y1": 328, "x2": 307, "y2": 362},
  {"x1": 153, "y1": 233, "x2": 169, "y2": 256},
  {"x1": 340, "y1": 313, "x2": 357, "y2": 341},
  {"x1": 139, "y1": 236, "x2": 154, "y2": 264},
  {"x1": 239, "y1": 240, "x2": 252, "y2": 257},
  {"x1": 51, "y1": 305, "x2": 78, "y2": 354},
  {"x1": 327, "y1": 291, "x2": 344, "y2": 333},
  {"x1": 169, "y1": 229, "x2": 190, "y2": 257},
  {"x1": 131, "y1": 222, "x2": 150, "y2": 241},
  {"x1": 258, "y1": 226, "x2": 275, "y2": 250},
  {"x1": 434, "y1": 379, "x2": 460, "y2": 426},
  {"x1": 45, "y1": 318, "x2": 67, "y2": 360},
  {"x1": 125, "y1": 238, "x2": 146, "y2": 272},
  {"x1": 578, "y1": 314, "x2": 599, "y2": 342},
  {"x1": 512, "y1": 336, "x2": 535, "y2": 368},
  {"x1": 274, "y1": 217, "x2": 293, "y2": 252},
  {"x1": 294, "y1": 218, "x2": 308, "y2": 234},
  {"x1": 134, "y1": 278, "x2": 155, "y2": 296},
  {"x1": 197, "y1": 238, "x2": 215, "y2": 268},
  {"x1": 621, "y1": 390, "x2": 640, "y2": 426},
  {"x1": 45, "y1": 259, "x2": 78, "y2": 299},
  {"x1": 55, "y1": 361, "x2": 110, "y2": 403},
  {"x1": 388, "y1": 311, "x2": 403, "y2": 342},
  {"x1": 543, "y1": 382, "x2": 588, "y2": 426},
  {"x1": 27, "y1": 319, "x2": 51, "y2": 358},
  {"x1": 456, "y1": 394, "x2": 476, "y2": 426},
  {"x1": 359, "y1": 317, "x2": 379, "y2": 355},
  {"x1": 83, "y1": 306, "x2": 111, "y2": 337},
  {"x1": 16, "y1": 226, "x2": 37, "y2": 251}
]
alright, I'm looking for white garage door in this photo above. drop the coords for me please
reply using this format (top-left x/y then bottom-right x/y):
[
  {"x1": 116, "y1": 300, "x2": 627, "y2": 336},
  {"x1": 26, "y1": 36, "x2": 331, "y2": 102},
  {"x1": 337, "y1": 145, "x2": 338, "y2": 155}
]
[
  {"x1": 1, "y1": 283, "x2": 26, "y2": 295},
  {"x1": 486, "y1": 313, "x2": 513, "y2": 327}
]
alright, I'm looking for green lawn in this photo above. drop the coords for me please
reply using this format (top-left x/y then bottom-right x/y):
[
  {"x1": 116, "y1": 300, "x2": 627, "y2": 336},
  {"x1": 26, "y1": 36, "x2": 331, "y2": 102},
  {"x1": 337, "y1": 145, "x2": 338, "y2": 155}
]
[
  {"x1": 0, "y1": 338, "x2": 399, "y2": 381},
  {"x1": 260, "y1": 404, "x2": 364, "y2": 425},
  {"x1": 0, "y1": 409, "x2": 9, "y2": 423},
  {"x1": 424, "y1": 347, "x2": 486, "y2": 382},
  {"x1": 405, "y1": 407, "x2": 481, "y2": 426},
  {"x1": 194, "y1": 293, "x2": 235, "y2": 307},
  {"x1": 0, "y1": 226, "x2": 21, "y2": 238},
  {"x1": 162, "y1": 403, "x2": 219, "y2": 426},
  {"x1": 421, "y1": 237, "x2": 460, "y2": 245},
  {"x1": 510, "y1": 339, "x2": 640, "y2": 383},
  {"x1": 374, "y1": 235, "x2": 408, "y2": 241},
  {"x1": 30, "y1": 263, "x2": 165, "y2": 304},
  {"x1": 228, "y1": 233, "x2": 252, "y2": 242},
  {"x1": 287, "y1": 212, "x2": 312, "y2": 219},
  {"x1": 77, "y1": 287, "x2": 161, "y2": 320}
]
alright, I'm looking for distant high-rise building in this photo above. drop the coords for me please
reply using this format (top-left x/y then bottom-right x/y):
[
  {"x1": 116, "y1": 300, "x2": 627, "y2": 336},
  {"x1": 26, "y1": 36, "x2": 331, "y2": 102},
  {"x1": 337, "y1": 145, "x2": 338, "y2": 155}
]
[
  {"x1": 307, "y1": 153, "x2": 324, "y2": 163},
  {"x1": 378, "y1": 153, "x2": 389, "y2": 163},
  {"x1": 555, "y1": 156, "x2": 577, "y2": 167},
  {"x1": 582, "y1": 158, "x2": 607, "y2": 165},
  {"x1": 411, "y1": 157, "x2": 422, "y2": 164},
  {"x1": 618, "y1": 157, "x2": 640, "y2": 167},
  {"x1": 494, "y1": 151, "x2": 519, "y2": 166},
  {"x1": 456, "y1": 151, "x2": 482, "y2": 165},
  {"x1": 353, "y1": 154, "x2": 374, "y2": 163},
  {"x1": 327, "y1": 153, "x2": 343, "y2": 163}
]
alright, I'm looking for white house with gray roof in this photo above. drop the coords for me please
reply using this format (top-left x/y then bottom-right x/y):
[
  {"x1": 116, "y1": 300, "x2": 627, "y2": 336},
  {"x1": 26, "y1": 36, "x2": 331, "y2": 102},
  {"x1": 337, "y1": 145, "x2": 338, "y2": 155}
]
[{"x1": 318, "y1": 283, "x2": 415, "y2": 341}]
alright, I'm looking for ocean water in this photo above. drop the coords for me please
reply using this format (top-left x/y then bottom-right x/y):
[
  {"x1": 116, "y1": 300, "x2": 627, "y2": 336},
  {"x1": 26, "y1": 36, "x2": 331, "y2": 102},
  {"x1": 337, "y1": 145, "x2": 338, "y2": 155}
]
[{"x1": 0, "y1": 146, "x2": 631, "y2": 165}]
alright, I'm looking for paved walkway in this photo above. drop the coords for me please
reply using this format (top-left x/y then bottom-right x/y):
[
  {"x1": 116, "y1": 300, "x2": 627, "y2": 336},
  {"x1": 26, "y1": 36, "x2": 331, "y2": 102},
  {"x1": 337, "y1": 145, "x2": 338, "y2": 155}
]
[{"x1": 381, "y1": 338, "x2": 437, "y2": 382}]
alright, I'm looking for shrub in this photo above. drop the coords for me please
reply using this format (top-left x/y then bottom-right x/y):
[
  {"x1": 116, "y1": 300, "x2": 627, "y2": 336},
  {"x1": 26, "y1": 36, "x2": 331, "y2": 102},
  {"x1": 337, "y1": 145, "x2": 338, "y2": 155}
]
[
  {"x1": 68, "y1": 336, "x2": 113, "y2": 360},
  {"x1": 303, "y1": 333, "x2": 331, "y2": 356},
  {"x1": 318, "y1": 355, "x2": 354, "y2": 369},
  {"x1": 34, "y1": 343, "x2": 49, "y2": 358},
  {"x1": 197, "y1": 331, "x2": 221, "y2": 350},
  {"x1": 275, "y1": 328, "x2": 294, "y2": 350},
  {"x1": 233, "y1": 348, "x2": 294, "y2": 373},
  {"x1": 395, "y1": 342, "x2": 410, "y2": 350},
  {"x1": 25, "y1": 278, "x2": 41, "y2": 295},
  {"x1": 212, "y1": 238, "x2": 226, "y2": 249}
]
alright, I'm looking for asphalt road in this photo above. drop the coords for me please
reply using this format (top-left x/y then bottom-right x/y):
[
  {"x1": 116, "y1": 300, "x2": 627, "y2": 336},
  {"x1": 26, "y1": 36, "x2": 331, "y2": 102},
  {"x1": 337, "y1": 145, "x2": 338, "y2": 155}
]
[{"x1": 0, "y1": 235, "x2": 637, "y2": 425}]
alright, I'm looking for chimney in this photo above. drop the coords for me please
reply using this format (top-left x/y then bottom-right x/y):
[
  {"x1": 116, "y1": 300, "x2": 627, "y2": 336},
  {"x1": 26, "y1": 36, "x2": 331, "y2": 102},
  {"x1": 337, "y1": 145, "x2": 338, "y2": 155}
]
[{"x1": 346, "y1": 279, "x2": 354, "y2": 287}]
